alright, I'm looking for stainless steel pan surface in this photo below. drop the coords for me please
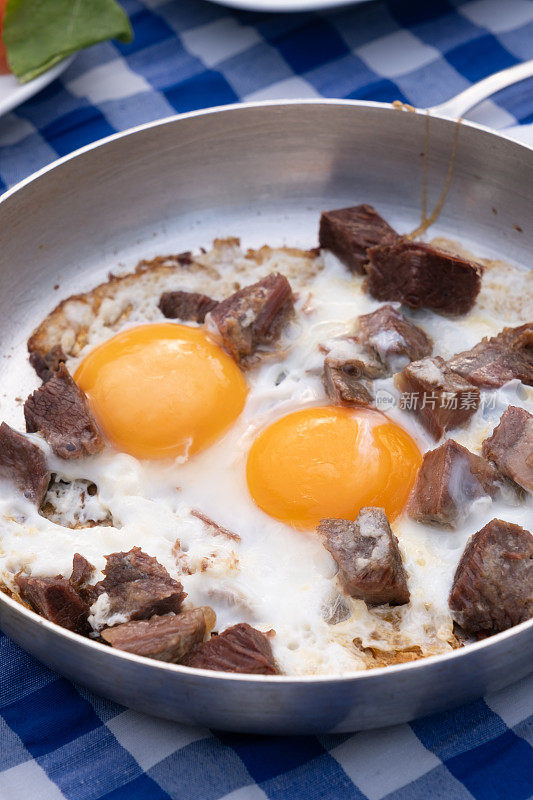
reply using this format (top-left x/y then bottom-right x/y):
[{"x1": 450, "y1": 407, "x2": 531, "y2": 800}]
[{"x1": 0, "y1": 100, "x2": 532, "y2": 734}]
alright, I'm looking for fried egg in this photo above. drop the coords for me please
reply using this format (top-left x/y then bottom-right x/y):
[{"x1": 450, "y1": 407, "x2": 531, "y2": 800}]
[
  {"x1": 75, "y1": 323, "x2": 248, "y2": 460},
  {"x1": 0, "y1": 237, "x2": 531, "y2": 676},
  {"x1": 246, "y1": 406, "x2": 421, "y2": 528}
]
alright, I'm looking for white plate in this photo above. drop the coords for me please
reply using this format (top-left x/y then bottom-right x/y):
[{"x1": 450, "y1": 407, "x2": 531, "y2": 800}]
[
  {"x1": 210, "y1": 0, "x2": 368, "y2": 12},
  {"x1": 0, "y1": 57, "x2": 73, "y2": 118}
]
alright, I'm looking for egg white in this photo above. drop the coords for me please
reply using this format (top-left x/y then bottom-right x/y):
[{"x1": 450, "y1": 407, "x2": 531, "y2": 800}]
[{"x1": 0, "y1": 238, "x2": 531, "y2": 675}]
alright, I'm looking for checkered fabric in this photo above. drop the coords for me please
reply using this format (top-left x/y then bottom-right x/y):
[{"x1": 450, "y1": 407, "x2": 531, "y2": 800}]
[
  {"x1": 1, "y1": 0, "x2": 533, "y2": 190},
  {"x1": 1, "y1": 0, "x2": 533, "y2": 798}
]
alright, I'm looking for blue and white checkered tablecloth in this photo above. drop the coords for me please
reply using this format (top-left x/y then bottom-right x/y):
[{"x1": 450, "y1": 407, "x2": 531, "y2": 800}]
[{"x1": 1, "y1": 0, "x2": 533, "y2": 798}]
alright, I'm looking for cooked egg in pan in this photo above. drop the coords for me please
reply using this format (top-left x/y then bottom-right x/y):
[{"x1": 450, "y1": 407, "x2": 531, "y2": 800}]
[{"x1": 0, "y1": 228, "x2": 531, "y2": 676}]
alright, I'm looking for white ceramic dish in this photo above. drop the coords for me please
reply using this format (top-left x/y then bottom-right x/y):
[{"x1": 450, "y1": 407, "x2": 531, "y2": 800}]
[
  {"x1": 209, "y1": 0, "x2": 367, "y2": 13},
  {"x1": 0, "y1": 57, "x2": 73, "y2": 119}
]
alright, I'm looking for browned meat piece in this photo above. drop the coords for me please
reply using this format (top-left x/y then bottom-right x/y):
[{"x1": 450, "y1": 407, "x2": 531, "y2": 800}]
[
  {"x1": 28, "y1": 344, "x2": 67, "y2": 383},
  {"x1": 322, "y1": 354, "x2": 382, "y2": 406},
  {"x1": 24, "y1": 364, "x2": 104, "y2": 460},
  {"x1": 97, "y1": 547, "x2": 186, "y2": 621},
  {"x1": 322, "y1": 307, "x2": 432, "y2": 407},
  {"x1": 408, "y1": 440, "x2": 501, "y2": 526},
  {"x1": 0, "y1": 422, "x2": 50, "y2": 506},
  {"x1": 158, "y1": 290, "x2": 218, "y2": 322},
  {"x1": 357, "y1": 305, "x2": 432, "y2": 369},
  {"x1": 181, "y1": 622, "x2": 278, "y2": 674},
  {"x1": 70, "y1": 553, "x2": 96, "y2": 588},
  {"x1": 366, "y1": 240, "x2": 483, "y2": 315},
  {"x1": 101, "y1": 547, "x2": 178, "y2": 587},
  {"x1": 449, "y1": 518, "x2": 533, "y2": 635},
  {"x1": 447, "y1": 324, "x2": 533, "y2": 388},
  {"x1": 318, "y1": 508, "x2": 410, "y2": 605},
  {"x1": 208, "y1": 273, "x2": 294, "y2": 365},
  {"x1": 319, "y1": 205, "x2": 399, "y2": 274},
  {"x1": 101, "y1": 607, "x2": 216, "y2": 662},
  {"x1": 395, "y1": 356, "x2": 480, "y2": 439},
  {"x1": 70, "y1": 553, "x2": 99, "y2": 606},
  {"x1": 16, "y1": 574, "x2": 90, "y2": 633},
  {"x1": 482, "y1": 406, "x2": 533, "y2": 492}
]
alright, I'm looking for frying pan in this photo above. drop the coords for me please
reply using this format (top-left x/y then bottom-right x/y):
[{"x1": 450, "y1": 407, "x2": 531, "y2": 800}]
[{"x1": 0, "y1": 64, "x2": 532, "y2": 734}]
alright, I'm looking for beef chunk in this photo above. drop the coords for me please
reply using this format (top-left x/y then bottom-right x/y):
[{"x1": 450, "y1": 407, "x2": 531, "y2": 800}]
[
  {"x1": 70, "y1": 553, "x2": 99, "y2": 606},
  {"x1": 70, "y1": 553, "x2": 95, "y2": 588},
  {"x1": 408, "y1": 440, "x2": 501, "y2": 527},
  {"x1": 16, "y1": 574, "x2": 90, "y2": 633},
  {"x1": 181, "y1": 622, "x2": 278, "y2": 674},
  {"x1": 0, "y1": 422, "x2": 50, "y2": 505},
  {"x1": 357, "y1": 305, "x2": 432, "y2": 370},
  {"x1": 208, "y1": 273, "x2": 294, "y2": 365},
  {"x1": 322, "y1": 307, "x2": 432, "y2": 407},
  {"x1": 395, "y1": 356, "x2": 480, "y2": 439},
  {"x1": 447, "y1": 324, "x2": 533, "y2": 388},
  {"x1": 482, "y1": 406, "x2": 533, "y2": 492},
  {"x1": 318, "y1": 508, "x2": 410, "y2": 605},
  {"x1": 28, "y1": 344, "x2": 67, "y2": 383},
  {"x1": 158, "y1": 290, "x2": 218, "y2": 323},
  {"x1": 366, "y1": 240, "x2": 482, "y2": 315},
  {"x1": 323, "y1": 354, "x2": 381, "y2": 406},
  {"x1": 24, "y1": 364, "x2": 104, "y2": 459},
  {"x1": 449, "y1": 518, "x2": 533, "y2": 635},
  {"x1": 319, "y1": 204, "x2": 399, "y2": 274},
  {"x1": 16, "y1": 553, "x2": 100, "y2": 632},
  {"x1": 101, "y1": 607, "x2": 216, "y2": 662},
  {"x1": 98, "y1": 547, "x2": 186, "y2": 621}
]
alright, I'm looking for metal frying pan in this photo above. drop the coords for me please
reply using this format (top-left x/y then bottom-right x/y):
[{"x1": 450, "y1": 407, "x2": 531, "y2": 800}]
[{"x1": 0, "y1": 65, "x2": 532, "y2": 734}]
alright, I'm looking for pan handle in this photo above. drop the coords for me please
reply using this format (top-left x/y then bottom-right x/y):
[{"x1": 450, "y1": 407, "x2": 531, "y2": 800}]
[{"x1": 427, "y1": 60, "x2": 533, "y2": 119}]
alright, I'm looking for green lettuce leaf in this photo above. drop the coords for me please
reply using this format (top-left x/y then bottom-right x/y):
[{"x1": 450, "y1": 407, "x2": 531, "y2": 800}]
[{"x1": 3, "y1": 0, "x2": 133, "y2": 83}]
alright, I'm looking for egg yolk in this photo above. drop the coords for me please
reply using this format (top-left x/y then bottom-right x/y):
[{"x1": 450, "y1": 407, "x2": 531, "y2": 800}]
[
  {"x1": 246, "y1": 406, "x2": 422, "y2": 529},
  {"x1": 75, "y1": 323, "x2": 248, "y2": 460}
]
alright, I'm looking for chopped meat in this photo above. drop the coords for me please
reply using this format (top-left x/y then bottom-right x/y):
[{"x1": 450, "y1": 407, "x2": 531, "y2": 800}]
[
  {"x1": 0, "y1": 422, "x2": 50, "y2": 505},
  {"x1": 366, "y1": 240, "x2": 483, "y2": 315},
  {"x1": 70, "y1": 553, "x2": 99, "y2": 606},
  {"x1": 181, "y1": 622, "x2": 278, "y2": 674},
  {"x1": 191, "y1": 509, "x2": 241, "y2": 542},
  {"x1": 395, "y1": 356, "x2": 480, "y2": 439},
  {"x1": 482, "y1": 406, "x2": 533, "y2": 492},
  {"x1": 322, "y1": 306, "x2": 432, "y2": 407},
  {"x1": 24, "y1": 364, "x2": 104, "y2": 459},
  {"x1": 319, "y1": 204, "x2": 399, "y2": 274},
  {"x1": 318, "y1": 508, "x2": 410, "y2": 605},
  {"x1": 322, "y1": 354, "x2": 381, "y2": 406},
  {"x1": 101, "y1": 547, "x2": 179, "y2": 587},
  {"x1": 408, "y1": 439, "x2": 501, "y2": 526},
  {"x1": 447, "y1": 324, "x2": 533, "y2": 388},
  {"x1": 207, "y1": 273, "x2": 294, "y2": 365},
  {"x1": 449, "y1": 518, "x2": 533, "y2": 635},
  {"x1": 98, "y1": 547, "x2": 186, "y2": 621},
  {"x1": 70, "y1": 553, "x2": 96, "y2": 588},
  {"x1": 16, "y1": 574, "x2": 90, "y2": 634},
  {"x1": 28, "y1": 344, "x2": 66, "y2": 382},
  {"x1": 357, "y1": 305, "x2": 432, "y2": 370},
  {"x1": 158, "y1": 290, "x2": 218, "y2": 322},
  {"x1": 101, "y1": 607, "x2": 216, "y2": 662}
]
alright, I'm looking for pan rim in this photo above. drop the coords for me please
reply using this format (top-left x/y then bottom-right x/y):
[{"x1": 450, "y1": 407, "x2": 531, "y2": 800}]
[
  {"x1": 1, "y1": 98, "x2": 532, "y2": 213},
  {"x1": 1, "y1": 587, "x2": 531, "y2": 683},
  {"x1": 1, "y1": 97, "x2": 531, "y2": 686}
]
